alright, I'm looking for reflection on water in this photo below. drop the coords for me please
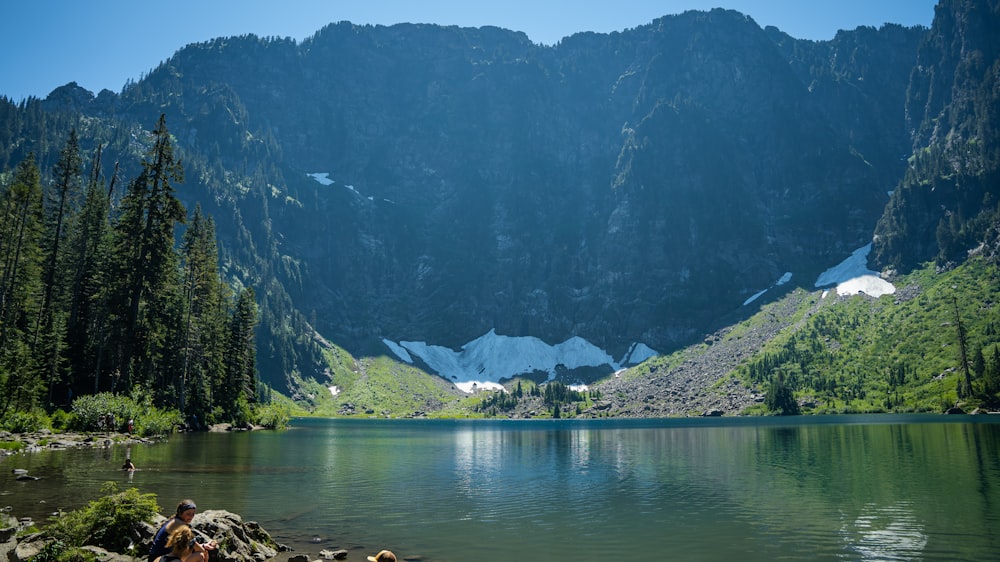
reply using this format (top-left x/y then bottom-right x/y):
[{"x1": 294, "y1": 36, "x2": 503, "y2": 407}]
[
  {"x1": 1, "y1": 416, "x2": 999, "y2": 561},
  {"x1": 842, "y1": 502, "x2": 928, "y2": 561}
]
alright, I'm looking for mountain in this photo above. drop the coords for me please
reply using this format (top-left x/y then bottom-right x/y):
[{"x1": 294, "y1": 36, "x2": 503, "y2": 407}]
[
  {"x1": 2, "y1": 1, "x2": 998, "y2": 416},
  {"x1": 118, "y1": 10, "x2": 921, "y2": 365}
]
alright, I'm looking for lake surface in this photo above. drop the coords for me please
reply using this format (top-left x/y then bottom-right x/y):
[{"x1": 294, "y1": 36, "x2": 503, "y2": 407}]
[{"x1": 2, "y1": 415, "x2": 999, "y2": 561}]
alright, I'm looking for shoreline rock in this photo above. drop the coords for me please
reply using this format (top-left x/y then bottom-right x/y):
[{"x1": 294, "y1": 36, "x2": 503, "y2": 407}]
[
  {"x1": 0, "y1": 509, "x2": 291, "y2": 562},
  {"x1": 0, "y1": 429, "x2": 154, "y2": 457}
]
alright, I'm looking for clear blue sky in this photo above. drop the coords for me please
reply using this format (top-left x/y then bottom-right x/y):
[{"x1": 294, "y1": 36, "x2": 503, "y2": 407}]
[{"x1": 1, "y1": 0, "x2": 937, "y2": 102}]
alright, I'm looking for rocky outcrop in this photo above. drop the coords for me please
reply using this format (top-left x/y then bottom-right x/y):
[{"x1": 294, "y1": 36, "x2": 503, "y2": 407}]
[
  {"x1": 0, "y1": 429, "x2": 153, "y2": 457},
  {"x1": 0, "y1": 510, "x2": 288, "y2": 562}
]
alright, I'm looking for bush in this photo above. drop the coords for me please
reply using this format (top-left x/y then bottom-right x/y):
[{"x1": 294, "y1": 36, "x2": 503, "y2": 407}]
[
  {"x1": 45, "y1": 482, "x2": 159, "y2": 553},
  {"x1": 135, "y1": 407, "x2": 183, "y2": 436},
  {"x1": 70, "y1": 393, "x2": 181, "y2": 436},
  {"x1": 0, "y1": 441, "x2": 25, "y2": 452},
  {"x1": 253, "y1": 403, "x2": 290, "y2": 429},
  {"x1": 50, "y1": 409, "x2": 74, "y2": 431},
  {"x1": 1, "y1": 410, "x2": 49, "y2": 433}
]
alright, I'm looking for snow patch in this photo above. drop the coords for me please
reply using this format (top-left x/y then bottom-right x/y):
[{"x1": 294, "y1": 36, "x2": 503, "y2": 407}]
[
  {"x1": 744, "y1": 272, "x2": 793, "y2": 306},
  {"x1": 384, "y1": 329, "x2": 657, "y2": 392},
  {"x1": 620, "y1": 342, "x2": 658, "y2": 365},
  {"x1": 743, "y1": 289, "x2": 768, "y2": 306},
  {"x1": 307, "y1": 173, "x2": 360, "y2": 196},
  {"x1": 455, "y1": 381, "x2": 505, "y2": 393},
  {"x1": 382, "y1": 338, "x2": 413, "y2": 363},
  {"x1": 815, "y1": 243, "x2": 895, "y2": 297},
  {"x1": 307, "y1": 172, "x2": 335, "y2": 186}
]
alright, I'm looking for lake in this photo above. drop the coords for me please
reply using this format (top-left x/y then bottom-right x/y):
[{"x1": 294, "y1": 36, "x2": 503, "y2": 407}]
[{"x1": 2, "y1": 415, "x2": 999, "y2": 561}]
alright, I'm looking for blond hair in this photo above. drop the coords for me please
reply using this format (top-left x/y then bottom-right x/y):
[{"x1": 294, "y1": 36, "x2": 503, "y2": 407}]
[{"x1": 166, "y1": 526, "x2": 196, "y2": 556}]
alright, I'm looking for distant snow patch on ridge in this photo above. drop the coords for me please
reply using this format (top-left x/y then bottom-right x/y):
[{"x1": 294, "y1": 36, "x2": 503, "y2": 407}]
[
  {"x1": 815, "y1": 243, "x2": 895, "y2": 298},
  {"x1": 308, "y1": 172, "x2": 361, "y2": 195},
  {"x1": 620, "y1": 342, "x2": 658, "y2": 365},
  {"x1": 382, "y1": 339, "x2": 412, "y2": 363},
  {"x1": 743, "y1": 271, "x2": 794, "y2": 306},
  {"x1": 383, "y1": 329, "x2": 658, "y2": 393},
  {"x1": 307, "y1": 172, "x2": 335, "y2": 186}
]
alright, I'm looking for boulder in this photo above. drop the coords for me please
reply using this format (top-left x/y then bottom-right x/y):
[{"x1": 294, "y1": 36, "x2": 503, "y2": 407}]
[
  {"x1": 4, "y1": 509, "x2": 288, "y2": 562},
  {"x1": 188, "y1": 509, "x2": 283, "y2": 562},
  {"x1": 81, "y1": 545, "x2": 136, "y2": 562},
  {"x1": 12, "y1": 535, "x2": 49, "y2": 562}
]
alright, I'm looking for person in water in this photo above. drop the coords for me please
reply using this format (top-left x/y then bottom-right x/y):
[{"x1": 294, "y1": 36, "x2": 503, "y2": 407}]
[
  {"x1": 154, "y1": 526, "x2": 205, "y2": 562},
  {"x1": 148, "y1": 500, "x2": 217, "y2": 562},
  {"x1": 122, "y1": 458, "x2": 136, "y2": 471},
  {"x1": 367, "y1": 550, "x2": 396, "y2": 562}
]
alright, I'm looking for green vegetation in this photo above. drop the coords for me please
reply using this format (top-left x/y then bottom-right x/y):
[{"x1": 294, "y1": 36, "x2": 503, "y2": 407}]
[
  {"x1": 302, "y1": 347, "x2": 466, "y2": 418},
  {"x1": 471, "y1": 379, "x2": 602, "y2": 418},
  {"x1": 39, "y1": 482, "x2": 159, "y2": 560},
  {"x1": 735, "y1": 257, "x2": 1000, "y2": 414},
  {"x1": 69, "y1": 392, "x2": 180, "y2": 436},
  {"x1": 0, "y1": 116, "x2": 264, "y2": 429}
]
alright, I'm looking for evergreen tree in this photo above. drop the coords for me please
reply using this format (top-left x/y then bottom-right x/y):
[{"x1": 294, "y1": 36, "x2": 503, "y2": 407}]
[
  {"x1": 219, "y1": 287, "x2": 258, "y2": 419},
  {"x1": 765, "y1": 373, "x2": 800, "y2": 415},
  {"x1": 36, "y1": 129, "x2": 83, "y2": 405},
  {"x1": 179, "y1": 205, "x2": 227, "y2": 414},
  {"x1": 108, "y1": 114, "x2": 186, "y2": 391},
  {"x1": 0, "y1": 154, "x2": 45, "y2": 414},
  {"x1": 64, "y1": 148, "x2": 114, "y2": 395}
]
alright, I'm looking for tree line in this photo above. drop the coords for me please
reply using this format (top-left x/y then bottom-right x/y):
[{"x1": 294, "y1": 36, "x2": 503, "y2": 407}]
[
  {"x1": 0, "y1": 114, "x2": 260, "y2": 425},
  {"x1": 475, "y1": 379, "x2": 602, "y2": 418}
]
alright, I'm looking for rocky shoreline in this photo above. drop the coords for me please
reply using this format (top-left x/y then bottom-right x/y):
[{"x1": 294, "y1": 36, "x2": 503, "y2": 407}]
[
  {"x1": 0, "y1": 508, "x2": 328, "y2": 562},
  {"x1": 0, "y1": 424, "x2": 271, "y2": 458},
  {"x1": 0, "y1": 429, "x2": 348, "y2": 562},
  {"x1": 0, "y1": 429, "x2": 154, "y2": 458}
]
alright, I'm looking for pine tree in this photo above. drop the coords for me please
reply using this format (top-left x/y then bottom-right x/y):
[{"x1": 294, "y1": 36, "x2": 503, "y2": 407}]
[
  {"x1": 219, "y1": 287, "x2": 258, "y2": 420},
  {"x1": 64, "y1": 148, "x2": 114, "y2": 395},
  {"x1": 179, "y1": 205, "x2": 227, "y2": 414},
  {"x1": 0, "y1": 154, "x2": 45, "y2": 414},
  {"x1": 765, "y1": 372, "x2": 800, "y2": 415},
  {"x1": 36, "y1": 129, "x2": 83, "y2": 405},
  {"x1": 108, "y1": 114, "x2": 186, "y2": 391}
]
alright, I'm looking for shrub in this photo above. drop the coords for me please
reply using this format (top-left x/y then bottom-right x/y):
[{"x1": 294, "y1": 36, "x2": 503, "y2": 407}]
[
  {"x1": 0, "y1": 441, "x2": 24, "y2": 452},
  {"x1": 1, "y1": 410, "x2": 49, "y2": 433},
  {"x1": 253, "y1": 403, "x2": 290, "y2": 429},
  {"x1": 50, "y1": 409, "x2": 74, "y2": 431},
  {"x1": 45, "y1": 482, "x2": 159, "y2": 553},
  {"x1": 135, "y1": 408, "x2": 182, "y2": 437},
  {"x1": 70, "y1": 393, "x2": 181, "y2": 436}
]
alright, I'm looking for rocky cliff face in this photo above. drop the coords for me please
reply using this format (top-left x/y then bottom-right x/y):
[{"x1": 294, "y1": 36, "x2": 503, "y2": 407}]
[
  {"x1": 872, "y1": 0, "x2": 1000, "y2": 272},
  {"x1": 13, "y1": 9, "x2": 931, "y2": 386}
]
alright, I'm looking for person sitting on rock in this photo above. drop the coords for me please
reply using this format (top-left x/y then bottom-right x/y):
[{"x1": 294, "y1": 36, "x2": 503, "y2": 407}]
[
  {"x1": 148, "y1": 500, "x2": 217, "y2": 562},
  {"x1": 154, "y1": 526, "x2": 205, "y2": 562}
]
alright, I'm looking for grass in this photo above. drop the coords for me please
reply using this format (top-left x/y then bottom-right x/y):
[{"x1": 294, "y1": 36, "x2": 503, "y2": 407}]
[
  {"x1": 733, "y1": 257, "x2": 1000, "y2": 414},
  {"x1": 276, "y1": 257, "x2": 1000, "y2": 419}
]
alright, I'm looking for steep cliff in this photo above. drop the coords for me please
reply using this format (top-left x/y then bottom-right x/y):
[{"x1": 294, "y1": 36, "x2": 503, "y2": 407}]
[{"x1": 0, "y1": 9, "x2": 937, "y2": 392}]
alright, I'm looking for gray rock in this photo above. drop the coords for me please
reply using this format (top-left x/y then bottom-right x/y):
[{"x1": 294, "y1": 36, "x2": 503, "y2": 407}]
[
  {"x1": 189, "y1": 510, "x2": 280, "y2": 562},
  {"x1": 81, "y1": 545, "x2": 136, "y2": 562},
  {"x1": 12, "y1": 536, "x2": 49, "y2": 562}
]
